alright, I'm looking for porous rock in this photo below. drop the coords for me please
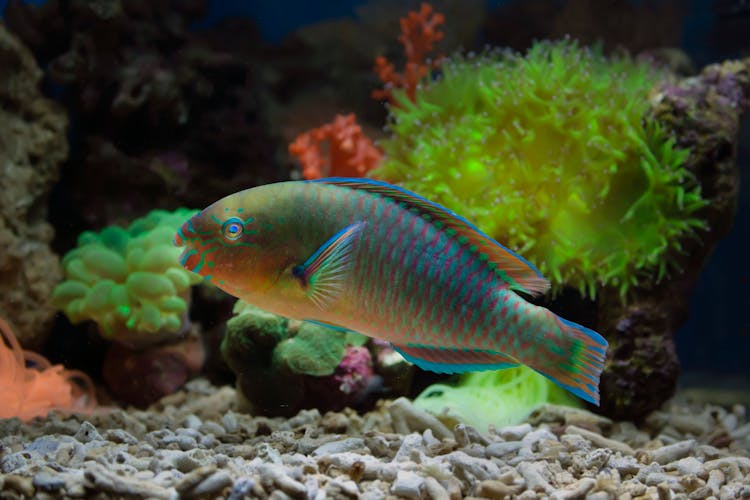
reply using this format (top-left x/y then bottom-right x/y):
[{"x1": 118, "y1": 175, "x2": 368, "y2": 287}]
[
  {"x1": 596, "y1": 57, "x2": 750, "y2": 420},
  {"x1": 0, "y1": 22, "x2": 66, "y2": 348}
]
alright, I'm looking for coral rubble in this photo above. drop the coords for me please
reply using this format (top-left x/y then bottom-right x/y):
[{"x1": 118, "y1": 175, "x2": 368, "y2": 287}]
[
  {"x1": 0, "y1": 378, "x2": 748, "y2": 498},
  {"x1": 0, "y1": 23, "x2": 67, "y2": 349}
]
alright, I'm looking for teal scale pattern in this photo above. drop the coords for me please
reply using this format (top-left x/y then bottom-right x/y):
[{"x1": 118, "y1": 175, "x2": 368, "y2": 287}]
[{"x1": 331, "y1": 187, "x2": 518, "y2": 354}]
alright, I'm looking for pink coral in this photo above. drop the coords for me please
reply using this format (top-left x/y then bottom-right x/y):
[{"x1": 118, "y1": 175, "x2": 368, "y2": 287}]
[
  {"x1": 0, "y1": 318, "x2": 96, "y2": 421},
  {"x1": 289, "y1": 113, "x2": 382, "y2": 180},
  {"x1": 333, "y1": 346, "x2": 374, "y2": 396},
  {"x1": 302, "y1": 345, "x2": 375, "y2": 412}
]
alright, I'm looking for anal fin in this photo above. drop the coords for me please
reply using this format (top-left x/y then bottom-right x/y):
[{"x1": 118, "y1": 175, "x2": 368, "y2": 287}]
[{"x1": 393, "y1": 344, "x2": 519, "y2": 374}]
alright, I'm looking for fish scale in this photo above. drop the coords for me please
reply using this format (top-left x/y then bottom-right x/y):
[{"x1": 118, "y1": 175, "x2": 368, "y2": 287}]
[
  {"x1": 175, "y1": 178, "x2": 609, "y2": 404},
  {"x1": 346, "y1": 194, "x2": 499, "y2": 350}
]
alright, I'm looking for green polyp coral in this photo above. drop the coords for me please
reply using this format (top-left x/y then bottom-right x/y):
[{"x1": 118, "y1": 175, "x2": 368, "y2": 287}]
[
  {"x1": 274, "y1": 327, "x2": 347, "y2": 376},
  {"x1": 223, "y1": 302, "x2": 347, "y2": 378},
  {"x1": 372, "y1": 39, "x2": 707, "y2": 298},
  {"x1": 414, "y1": 366, "x2": 580, "y2": 431},
  {"x1": 222, "y1": 301, "x2": 371, "y2": 416},
  {"x1": 224, "y1": 301, "x2": 367, "y2": 378},
  {"x1": 52, "y1": 208, "x2": 201, "y2": 348}
]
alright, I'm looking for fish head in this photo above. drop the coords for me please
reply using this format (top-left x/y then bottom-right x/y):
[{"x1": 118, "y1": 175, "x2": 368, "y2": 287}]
[{"x1": 173, "y1": 187, "x2": 293, "y2": 300}]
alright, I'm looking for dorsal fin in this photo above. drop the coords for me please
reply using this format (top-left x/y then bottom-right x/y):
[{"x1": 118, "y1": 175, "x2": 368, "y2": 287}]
[{"x1": 312, "y1": 177, "x2": 550, "y2": 296}]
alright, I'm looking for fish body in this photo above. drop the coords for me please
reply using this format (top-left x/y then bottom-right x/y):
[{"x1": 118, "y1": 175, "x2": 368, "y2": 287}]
[{"x1": 175, "y1": 178, "x2": 608, "y2": 404}]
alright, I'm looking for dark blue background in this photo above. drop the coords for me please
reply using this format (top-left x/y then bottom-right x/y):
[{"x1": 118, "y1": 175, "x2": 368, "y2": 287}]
[{"x1": 1, "y1": 0, "x2": 748, "y2": 377}]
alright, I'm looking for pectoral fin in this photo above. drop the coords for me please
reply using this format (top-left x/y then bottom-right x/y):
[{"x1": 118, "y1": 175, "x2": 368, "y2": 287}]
[{"x1": 293, "y1": 222, "x2": 365, "y2": 309}]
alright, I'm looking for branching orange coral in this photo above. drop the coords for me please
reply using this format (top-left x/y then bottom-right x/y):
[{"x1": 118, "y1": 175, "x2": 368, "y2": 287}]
[
  {"x1": 0, "y1": 318, "x2": 96, "y2": 421},
  {"x1": 372, "y1": 3, "x2": 445, "y2": 104},
  {"x1": 289, "y1": 113, "x2": 382, "y2": 180}
]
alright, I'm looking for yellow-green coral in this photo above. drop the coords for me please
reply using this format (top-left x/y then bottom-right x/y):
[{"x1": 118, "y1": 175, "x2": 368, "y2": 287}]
[
  {"x1": 414, "y1": 366, "x2": 580, "y2": 431},
  {"x1": 372, "y1": 40, "x2": 707, "y2": 298},
  {"x1": 52, "y1": 209, "x2": 201, "y2": 348}
]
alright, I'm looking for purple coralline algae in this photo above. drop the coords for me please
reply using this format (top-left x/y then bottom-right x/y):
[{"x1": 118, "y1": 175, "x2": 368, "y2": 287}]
[{"x1": 595, "y1": 57, "x2": 750, "y2": 420}]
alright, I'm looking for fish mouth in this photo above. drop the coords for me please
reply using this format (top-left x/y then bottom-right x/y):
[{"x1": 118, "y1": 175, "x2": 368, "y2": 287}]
[
  {"x1": 177, "y1": 242, "x2": 220, "y2": 276},
  {"x1": 174, "y1": 220, "x2": 216, "y2": 275},
  {"x1": 173, "y1": 219, "x2": 194, "y2": 248},
  {"x1": 178, "y1": 247, "x2": 201, "y2": 273},
  {"x1": 173, "y1": 231, "x2": 184, "y2": 247}
]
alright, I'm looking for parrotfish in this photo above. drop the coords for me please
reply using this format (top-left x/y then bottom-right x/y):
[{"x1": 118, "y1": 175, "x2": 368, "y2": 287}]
[{"x1": 174, "y1": 178, "x2": 608, "y2": 404}]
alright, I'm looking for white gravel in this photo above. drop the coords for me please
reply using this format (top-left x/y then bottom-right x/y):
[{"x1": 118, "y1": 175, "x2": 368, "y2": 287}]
[{"x1": 1, "y1": 378, "x2": 749, "y2": 499}]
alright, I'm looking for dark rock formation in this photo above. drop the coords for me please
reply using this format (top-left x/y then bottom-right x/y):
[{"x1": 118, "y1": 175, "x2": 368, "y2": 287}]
[
  {"x1": 5, "y1": 0, "x2": 289, "y2": 237},
  {"x1": 596, "y1": 58, "x2": 750, "y2": 420}
]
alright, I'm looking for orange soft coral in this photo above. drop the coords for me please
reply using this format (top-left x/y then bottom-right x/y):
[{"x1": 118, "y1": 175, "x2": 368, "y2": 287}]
[
  {"x1": 372, "y1": 3, "x2": 445, "y2": 104},
  {"x1": 289, "y1": 113, "x2": 382, "y2": 180},
  {"x1": 0, "y1": 318, "x2": 96, "y2": 421}
]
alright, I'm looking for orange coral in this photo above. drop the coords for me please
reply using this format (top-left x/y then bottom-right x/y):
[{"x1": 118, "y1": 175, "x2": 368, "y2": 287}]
[
  {"x1": 372, "y1": 3, "x2": 445, "y2": 104},
  {"x1": 0, "y1": 318, "x2": 96, "y2": 421},
  {"x1": 289, "y1": 113, "x2": 382, "y2": 180}
]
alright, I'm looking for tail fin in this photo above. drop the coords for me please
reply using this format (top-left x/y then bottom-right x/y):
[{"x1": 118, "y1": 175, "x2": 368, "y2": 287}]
[{"x1": 523, "y1": 315, "x2": 609, "y2": 405}]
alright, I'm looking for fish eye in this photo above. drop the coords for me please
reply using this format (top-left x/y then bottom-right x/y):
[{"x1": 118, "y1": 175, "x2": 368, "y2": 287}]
[{"x1": 221, "y1": 218, "x2": 244, "y2": 240}]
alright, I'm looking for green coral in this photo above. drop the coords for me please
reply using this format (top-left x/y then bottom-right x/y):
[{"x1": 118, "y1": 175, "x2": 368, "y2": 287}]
[
  {"x1": 275, "y1": 324, "x2": 345, "y2": 376},
  {"x1": 52, "y1": 208, "x2": 201, "y2": 348},
  {"x1": 373, "y1": 40, "x2": 707, "y2": 298},
  {"x1": 414, "y1": 366, "x2": 580, "y2": 431},
  {"x1": 222, "y1": 301, "x2": 369, "y2": 416},
  {"x1": 224, "y1": 301, "x2": 364, "y2": 378}
]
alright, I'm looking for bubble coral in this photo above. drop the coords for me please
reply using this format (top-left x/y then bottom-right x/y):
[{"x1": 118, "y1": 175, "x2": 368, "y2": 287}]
[
  {"x1": 0, "y1": 318, "x2": 96, "y2": 421},
  {"x1": 52, "y1": 208, "x2": 201, "y2": 349},
  {"x1": 372, "y1": 39, "x2": 707, "y2": 298}
]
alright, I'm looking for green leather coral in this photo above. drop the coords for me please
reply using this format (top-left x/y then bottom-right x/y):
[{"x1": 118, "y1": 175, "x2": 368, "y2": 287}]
[
  {"x1": 52, "y1": 208, "x2": 201, "y2": 348},
  {"x1": 372, "y1": 40, "x2": 707, "y2": 298}
]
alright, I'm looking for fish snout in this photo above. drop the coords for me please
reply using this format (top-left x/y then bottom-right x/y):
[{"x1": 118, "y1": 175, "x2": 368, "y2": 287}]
[
  {"x1": 173, "y1": 219, "x2": 196, "y2": 248},
  {"x1": 173, "y1": 231, "x2": 184, "y2": 247},
  {"x1": 174, "y1": 220, "x2": 200, "y2": 273},
  {"x1": 178, "y1": 247, "x2": 200, "y2": 273}
]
